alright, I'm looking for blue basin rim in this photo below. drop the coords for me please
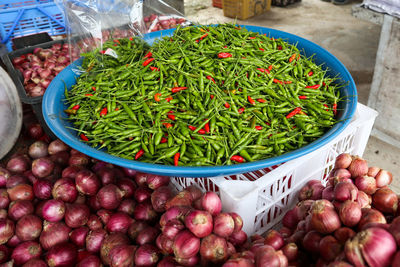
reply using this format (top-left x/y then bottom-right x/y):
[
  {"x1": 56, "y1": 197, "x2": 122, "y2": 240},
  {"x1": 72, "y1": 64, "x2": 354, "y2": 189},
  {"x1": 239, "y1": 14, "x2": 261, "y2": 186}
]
[{"x1": 42, "y1": 25, "x2": 357, "y2": 178}]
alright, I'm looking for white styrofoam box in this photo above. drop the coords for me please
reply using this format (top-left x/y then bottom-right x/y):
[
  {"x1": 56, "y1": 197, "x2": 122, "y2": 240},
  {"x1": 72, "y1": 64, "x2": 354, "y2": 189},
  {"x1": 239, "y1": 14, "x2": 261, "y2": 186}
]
[{"x1": 170, "y1": 103, "x2": 378, "y2": 236}]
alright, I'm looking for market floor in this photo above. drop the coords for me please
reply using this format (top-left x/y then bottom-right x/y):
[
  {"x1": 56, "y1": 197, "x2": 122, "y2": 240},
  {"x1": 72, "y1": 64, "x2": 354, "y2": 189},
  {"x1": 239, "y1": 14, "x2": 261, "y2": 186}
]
[{"x1": 184, "y1": 0, "x2": 400, "y2": 191}]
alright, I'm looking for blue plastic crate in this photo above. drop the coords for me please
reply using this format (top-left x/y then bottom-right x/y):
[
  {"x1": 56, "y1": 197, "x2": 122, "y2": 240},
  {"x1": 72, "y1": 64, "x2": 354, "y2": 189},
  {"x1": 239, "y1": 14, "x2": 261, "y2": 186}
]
[{"x1": 0, "y1": 1, "x2": 66, "y2": 51}]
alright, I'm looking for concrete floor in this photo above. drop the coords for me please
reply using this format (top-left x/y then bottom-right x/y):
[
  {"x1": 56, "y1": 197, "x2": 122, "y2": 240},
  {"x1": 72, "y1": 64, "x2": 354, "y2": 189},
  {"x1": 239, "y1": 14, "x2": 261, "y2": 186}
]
[{"x1": 185, "y1": 0, "x2": 400, "y2": 191}]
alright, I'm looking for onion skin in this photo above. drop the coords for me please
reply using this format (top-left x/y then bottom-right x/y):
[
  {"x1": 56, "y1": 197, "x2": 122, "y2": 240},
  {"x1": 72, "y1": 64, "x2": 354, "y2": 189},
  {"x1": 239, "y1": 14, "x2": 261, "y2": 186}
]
[
  {"x1": 228, "y1": 230, "x2": 248, "y2": 247},
  {"x1": 302, "y1": 230, "x2": 323, "y2": 253},
  {"x1": 33, "y1": 179, "x2": 53, "y2": 199},
  {"x1": 39, "y1": 222, "x2": 70, "y2": 250},
  {"x1": 133, "y1": 202, "x2": 158, "y2": 222},
  {"x1": 334, "y1": 227, "x2": 356, "y2": 244},
  {"x1": 116, "y1": 178, "x2": 136, "y2": 198},
  {"x1": 392, "y1": 252, "x2": 400, "y2": 267},
  {"x1": 200, "y1": 234, "x2": 228, "y2": 264},
  {"x1": 339, "y1": 200, "x2": 362, "y2": 227},
  {"x1": 8, "y1": 200, "x2": 34, "y2": 221},
  {"x1": 319, "y1": 235, "x2": 342, "y2": 262},
  {"x1": 173, "y1": 230, "x2": 200, "y2": 259},
  {"x1": 375, "y1": 170, "x2": 393, "y2": 188},
  {"x1": 109, "y1": 245, "x2": 136, "y2": 267},
  {"x1": 134, "y1": 187, "x2": 152, "y2": 203},
  {"x1": 282, "y1": 209, "x2": 298, "y2": 230},
  {"x1": 75, "y1": 170, "x2": 101, "y2": 196},
  {"x1": 16, "y1": 214, "x2": 42, "y2": 241},
  {"x1": 48, "y1": 140, "x2": 69, "y2": 155},
  {"x1": 70, "y1": 227, "x2": 89, "y2": 248},
  {"x1": 52, "y1": 178, "x2": 78, "y2": 203},
  {"x1": 334, "y1": 182, "x2": 358, "y2": 202},
  {"x1": 151, "y1": 186, "x2": 173, "y2": 212},
  {"x1": 7, "y1": 184, "x2": 34, "y2": 201},
  {"x1": 157, "y1": 256, "x2": 176, "y2": 267},
  {"x1": 100, "y1": 233, "x2": 130, "y2": 265},
  {"x1": 355, "y1": 176, "x2": 377, "y2": 195},
  {"x1": 96, "y1": 167, "x2": 117, "y2": 186},
  {"x1": 86, "y1": 229, "x2": 107, "y2": 253},
  {"x1": 186, "y1": 185, "x2": 203, "y2": 201},
  {"x1": 97, "y1": 184, "x2": 124, "y2": 210},
  {"x1": 0, "y1": 168, "x2": 11, "y2": 187},
  {"x1": 46, "y1": 242, "x2": 78, "y2": 267},
  {"x1": 263, "y1": 229, "x2": 285, "y2": 250},
  {"x1": 76, "y1": 255, "x2": 102, "y2": 267},
  {"x1": 22, "y1": 258, "x2": 48, "y2": 267},
  {"x1": 87, "y1": 214, "x2": 103, "y2": 231},
  {"x1": 165, "y1": 190, "x2": 193, "y2": 210},
  {"x1": 388, "y1": 216, "x2": 400, "y2": 246},
  {"x1": 175, "y1": 255, "x2": 199, "y2": 266},
  {"x1": 42, "y1": 199, "x2": 65, "y2": 222},
  {"x1": 322, "y1": 186, "x2": 334, "y2": 201},
  {"x1": 159, "y1": 206, "x2": 191, "y2": 228},
  {"x1": 162, "y1": 219, "x2": 185, "y2": 240},
  {"x1": 200, "y1": 192, "x2": 222, "y2": 216},
  {"x1": 32, "y1": 157, "x2": 54, "y2": 178},
  {"x1": 136, "y1": 226, "x2": 159, "y2": 246},
  {"x1": 254, "y1": 245, "x2": 287, "y2": 267},
  {"x1": 28, "y1": 141, "x2": 48, "y2": 159},
  {"x1": 334, "y1": 153, "x2": 353, "y2": 169},
  {"x1": 134, "y1": 172, "x2": 148, "y2": 187},
  {"x1": 6, "y1": 155, "x2": 30, "y2": 174},
  {"x1": 121, "y1": 167, "x2": 136, "y2": 178},
  {"x1": 357, "y1": 191, "x2": 372, "y2": 209},
  {"x1": 310, "y1": 200, "x2": 341, "y2": 234},
  {"x1": 6, "y1": 234, "x2": 21, "y2": 248},
  {"x1": 65, "y1": 203, "x2": 90, "y2": 228},
  {"x1": 348, "y1": 157, "x2": 368, "y2": 178},
  {"x1": 146, "y1": 174, "x2": 170, "y2": 190},
  {"x1": 6, "y1": 175, "x2": 28, "y2": 189},
  {"x1": 61, "y1": 166, "x2": 82, "y2": 179},
  {"x1": 134, "y1": 244, "x2": 160, "y2": 267},
  {"x1": 0, "y1": 245, "x2": 9, "y2": 264},
  {"x1": 222, "y1": 258, "x2": 254, "y2": 267},
  {"x1": 184, "y1": 210, "x2": 213, "y2": 238},
  {"x1": 156, "y1": 234, "x2": 174, "y2": 255},
  {"x1": 298, "y1": 180, "x2": 324, "y2": 200},
  {"x1": 11, "y1": 241, "x2": 42, "y2": 265},
  {"x1": 0, "y1": 210, "x2": 6, "y2": 220},
  {"x1": 282, "y1": 243, "x2": 298, "y2": 262},
  {"x1": 372, "y1": 187, "x2": 398, "y2": 214},
  {"x1": 128, "y1": 221, "x2": 148, "y2": 241},
  {"x1": 105, "y1": 212, "x2": 133, "y2": 234}
]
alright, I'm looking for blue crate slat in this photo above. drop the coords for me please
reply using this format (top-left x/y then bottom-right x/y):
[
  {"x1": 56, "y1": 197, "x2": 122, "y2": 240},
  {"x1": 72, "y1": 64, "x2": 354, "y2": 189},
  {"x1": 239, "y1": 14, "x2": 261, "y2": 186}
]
[
  {"x1": 0, "y1": 0, "x2": 53, "y2": 9},
  {"x1": 0, "y1": 1, "x2": 66, "y2": 51}
]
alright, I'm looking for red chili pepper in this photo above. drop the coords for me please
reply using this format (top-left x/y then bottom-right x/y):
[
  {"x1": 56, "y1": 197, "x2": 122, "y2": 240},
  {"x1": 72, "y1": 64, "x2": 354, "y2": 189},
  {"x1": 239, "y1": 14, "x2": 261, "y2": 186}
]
[
  {"x1": 298, "y1": 95, "x2": 307, "y2": 100},
  {"x1": 259, "y1": 48, "x2": 265, "y2": 51},
  {"x1": 257, "y1": 68, "x2": 266, "y2": 73},
  {"x1": 143, "y1": 58, "x2": 155, "y2": 66},
  {"x1": 308, "y1": 71, "x2": 314, "y2": 76},
  {"x1": 218, "y1": 52, "x2": 232, "y2": 58},
  {"x1": 72, "y1": 105, "x2": 80, "y2": 110},
  {"x1": 113, "y1": 39, "x2": 120, "y2": 44},
  {"x1": 277, "y1": 45, "x2": 282, "y2": 50},
  {"x1": 206, "y1": 76, "x2": 215, "y2": 83},
  {"x1": 154, "y1": 93, "x2": 162, "y2": 102},
  {"x1": 273, "y1": 79, "x2": 283, "y2": 84},
  {"x1": 286, "y1": 107, "x2": 302, "y2": 119},
  {"x1": 333, "y1": 103, "x2": 337, "y2": 116},
  {"x1": 144, "y1": 51, "x2": 152, "y2": 58},
  {"x1": 163, "y1": 123, "x2": 173, "y2": 128},
  {"x1": 323, "y1": 104, "x2": 329, "y2": 111},
  {"x1": 129, "y1": 37, "x2": 133, "y2": 41},
  {"x1": 306, "y1": 84, "x2": 321, "y2": 89},
  {"x1": 80, "y1": 134, "x2": 89, "y2": 142},
  {"x1": 199, "y1": 33, "x2": 208, "y2": 41},
  {"x1": 323, "y1": 82, "x2": 327, "y2": 87},
  {"x1": 198, "y1": 129, "x2": 206, "y2": 135},
  {"x1": 210, "y1": 95, "x2": 214, "y2": 99},
  {"x1": 248, "y1": 96, "x2": 255, "y2": 105},
  {"x1": 255, "y1": 126, "x2": 263, "y2": 130},
  {"x1": 91, "y1": 86, "x2": 96, "y2": 91},
  {"x1": 171, "y1": 87, "x2": 188, "y2": 93},
  {"x1": 257, "y1": 99, "x2": 266, "y2": 103},
  {"x1": 115, "y1": 108, "x2": 119, "y2": 111},
  {"x1": 174, "y1": 153, "x2": 180, "y2": 166},
  {"x1": 167, "y1": 114, "x2": 176, "y2": 121},
  {"x1": 231, "y1": 155, "x2": 244, "y2": 163},
  {"x1": 238, "y1": 107, "x2": 245, "y2": 114},
  {"x1": 150, "y1": 66, "x2": 159, "y2": 71},
  {"x1": 135, "y1": 149, "x2": 144, "y2": 160},
  {"x1": 224, "y1": 102, "x2": 230, "y2": 108},
  {"x1": 223, "y1": 46, "x2": 228, "y2": 48},
  {"x1": 167, "y1": 110, "x2": 174, "y2": 113},
  {"x1": 166, "y1": 96, "x2": 173, "y2": 102},
  {"x1": 85, "y1": 94, "x2": 93, "y2": 97},
  {"x1": 289, "y1": 53, "x2": 297, "y2": 63},
  {"x1": 160, "y1": 137, "x2": 168, "y2": 144},
  {"x1": 100, "y1": 50, "x2": 105, "y2": 54},
  {"x1": 100, "y1": 107, "x2": 108, "y2": 116},
  {"x1": 204, "y1": 122, "x2": 210, "y2": 133}
]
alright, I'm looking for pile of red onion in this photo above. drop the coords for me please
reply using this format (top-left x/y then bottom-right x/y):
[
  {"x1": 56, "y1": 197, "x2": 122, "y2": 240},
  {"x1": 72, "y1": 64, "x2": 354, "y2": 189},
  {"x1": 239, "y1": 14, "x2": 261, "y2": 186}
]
[
  {"x1": 11, "y1": 43, "x2": 80, "y2": 97},
  {"x1": 144, "y1": 14, "x2": 187, "y2": 32}
]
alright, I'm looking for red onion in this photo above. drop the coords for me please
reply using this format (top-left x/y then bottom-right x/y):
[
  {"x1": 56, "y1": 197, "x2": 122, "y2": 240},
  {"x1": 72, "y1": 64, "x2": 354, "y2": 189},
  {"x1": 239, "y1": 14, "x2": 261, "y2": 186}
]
[
  {"x1": 339, "y1": 200, "x2": 362, "y2": 227},
  {"x1": 334, "y1": 153, "x2": 352, "y2": 169},
  {"x1": 254, "y1": 245, "x2": 287, "y2": 267},
  {"x1": 151, "y1": 186, "x2": 172, "y2": 212},
  {"x1": 282, "y1": 209, "x2": 298, "y2": 230},
  {"x1": 303, "y1": 230, "x2": 323, "y2": 253},
  {"x1": 136, "y1": 226, "x2": 159, "y2": 245},
  {"x1": 50, "y1": 151, "x2": 70, "y2": 167},
  {"x1": 222, "y1": 258, "x2": 254, "y2": 267},
  {"x1": 74, "y1": 194, "x2": 86, "y2": 204},
  {"x1": 68, "y1": 153, "x2": 90, "y2": 167},
  {"x1": 161, "y1": 219, "x2": 185, "y2": 240},
  {"x1": 165, "y1": 190, "x2": 193, "y2": 210},
  {"x1": 0, "y1": 168, "x2": 11, "y2": 187},
  {"x1": 76, "y1": 255, "x2": 102, "y2": 267},
  {"x1": 134, "y1": 187, "x2": 152, "y2": 203},
  {"x1": 7, "y1": 184, "x2": 33, "y2": 201},
  {"x1": 39, "y1": 222, "x2": 70, "y2": 250},
  {"x1": 263, "y1": 229, "x2": 285, "y2": 250},
  {"x1": 11, "y1": 241, "x2": 41, "y2": 265},
  {"x1": 22, "y1": 258, "x2": 48, "y2": 267},
  {"x1": 389, "y1": 216, "x2": 400, "y2": 246},
  {"x1": 70, "y1": 226, "x2": 89, "y2": 248},
  {"x1": 229, "y1": 212, "x2": 244, "y2": 233},
  {"x1": 6, "y1": 234, "x2": 21, "y2": 249},
  {"x1": 116, "y1": 178, "x2": 136, "y2": 198},
  {"x1": 52, "y1": 178, "x2": 78, "y2": 203},
  {"x1": 16, "y1": 215, "x2": 42, "y2": 241},
  {"x1": 106, "y1": 212, "x2": 133, "y2": 233},
  {"x1": 109, "y1": 244, "x2": 136, "y2": 267},
  {"x1": 97, "y1": 184, "x2": 123, "y2": 210},
  {"x1": 348, "y1": 157, "x2": 368, "y2": 178},
  {"x1": 121, "y1": 167, "x2": 136, "y2": 178},
  {"x1": 134, "y1": 202, "x2": 157, "y2": 222},
  {"x1": 28, "y1": 141, "x2": 48, "y2": 159},
  {"x1": 27, "y1": 123, "x2": 43, "y2": 140},
  {"x1": 46, "y1": 242, "x2": 77, "y2": 267},
  {"x1": 48, "y1": 140, "x2": 69, "y2": 155},
  {"x1": 31, "y1": 157, "x2": 54, "y2": 178},
  {"x1": 8, "y1": 200, "x2": 34, "y2": 221},
  {"x1": 334, "y1": 227, "x2": 356, "y2": 244},
  {"x1": 282, "y1": 243, "x2": 298, "y2": 262},
  {"x1": 358, "y1": 208, "x2": 387, "y2": 231},
  {"x1": 329, "y1": 176, "x2": 353, "y2": 187},
  {"x1": 100, "y1": 233, "x2": 130, "y2": 265},
  {"x1": 184, "y1": 209, "x2": 213, "y2": 238},
  {"x1": 75, "y1": 170, "x2": 100, "y2": 196},
  {"x1": 185, "y1": 185, "x2": 203, "y2": 201},
  {"x1": 88, "y1": 195, "x2": 101, "y2": 211},
  {"x1": 156, "y1": 234, "x2": 174, "y2": 255},
  {"x1": 319, "y1": 235, "x2": 342, "y2": 262},
  {"x1": 310, "y1": 200, "x2": 341, "y2": 234},
  {"x1": 357, "y1": 191, "x2": 372, "y2": 208},
  {"x1": 65, "y1": 203, "x2": 90, "y2": 228},
  {"x1": 0, "y1": 210, "x2": 6, "y2": 221},
  {"x1": 86, "y1": 229, "x2": 107, "y2": 253},
  {"x1": 160, "y1": 206, "x2": 191, "y2": 227},
  {"x1": 367, "y1": 166, "x2": 381, "y2": 177},
  {"x1": 33, "y1": 179, "x2": 53, "y2": 199},
  {"x1": 373, "y1": 187, "x2": 398, "y2": 214},
  {"x1": 96, "y1": 167, "x2": 117, "y2": 185},
  {"x1": 354, "y1": 175, "x2": 376, "y2": 195},
  {"x1": 0, "y1": 219, "x2": 14, "y2": 245},
  {"x1": 42, "y1": 199, "x2": 65, "y2": 222},
  {"x1": 278, "y1": 226, "x2": 292, "y2": 238},
  {"x1": 87, "y1": 214, "x2": 103, "y2": 230},
  {"x1": 24, "y1": 171, "x2": 38, "y2": 185},
  {"x1": 134, "y1": 244, "x2": 159, "y2": 267},
  {"x1": 210, "y1": 212, "x2": 234, "y2": 238},
  {"x1": 128, "y1": 220, "x2": 147, "y2": 241},
  {"x1": 333, "y1": 168, "x2": 352, "y2": 179},
  {"x1": 200, "y1": 233, "x2": 228, "y2": 263},
  {"x1": 228, "y1": 230, "x2": 248, "y2": 247},
  {"x1": 200, "y1": 191, "x2": 221, "y2": 216},
  {"x1": 97, "y1": 209, "x2": 113, "y2": 224},
  {"x1": 6, "y1": 175, "x2": 28, "y2": 189},
  {"x1": 6, "y1": 155, "x2": 30, "y2": 174},
  {"x1": 321, "y1": 185, "x2": 334, "y2": 201},
  {"x1": 117, "y1": 199, "x2": 136, "y2": 216},
  {"x1": 61, "y1": 166, "x2": 82, "y2": 179},
  {"x1": 345, "y1": 227, "x2": 396, "y2": 267},
  {"x1": 157, "y1": 256, "x2": 176, "y2": 267},
  {"x1": 0, "y1": 190, "x2": 9, "y2": 210},
  {"x1": 175, "y1": 255, "x2": 199, "y2": 266},
  {"x1": 298, "y1": 180, "x2": 324, "y2": 200},
  {"x1": 375, "y1": 170, "x2": 393, "y2": 188},
  {"x1": 173, "y1": 230, "x2": 200, "y2": 259},
  {"x1": 134, "y1": 172, "x2": 149, "y2": 187},
  {"x1": 334, "y1": 182, "x2": 358, "y2": 202},
  {"x1": 146, "y1": 174, "x2": 169, "y2": 190}
]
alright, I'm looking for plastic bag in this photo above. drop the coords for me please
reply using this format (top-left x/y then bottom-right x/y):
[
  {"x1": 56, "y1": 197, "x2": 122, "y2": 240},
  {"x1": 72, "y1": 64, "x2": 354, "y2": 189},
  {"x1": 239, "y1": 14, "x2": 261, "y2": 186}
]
[{"x1": 362, "y1": 0, "x2": 400, "y2": 18}]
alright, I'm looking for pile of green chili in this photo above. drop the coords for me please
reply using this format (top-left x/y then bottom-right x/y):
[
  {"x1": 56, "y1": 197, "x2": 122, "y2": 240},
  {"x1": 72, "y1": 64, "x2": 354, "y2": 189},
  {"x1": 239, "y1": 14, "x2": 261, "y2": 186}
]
[{"x1": 65, "y1": 24, "x2": 342, "y2": 166}]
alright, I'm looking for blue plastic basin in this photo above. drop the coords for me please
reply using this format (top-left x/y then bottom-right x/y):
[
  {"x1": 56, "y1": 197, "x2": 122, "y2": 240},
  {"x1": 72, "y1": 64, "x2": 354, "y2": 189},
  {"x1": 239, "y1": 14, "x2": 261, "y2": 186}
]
[{"x1": 43, "y1": 25, "x2": 357, "y2": 177}]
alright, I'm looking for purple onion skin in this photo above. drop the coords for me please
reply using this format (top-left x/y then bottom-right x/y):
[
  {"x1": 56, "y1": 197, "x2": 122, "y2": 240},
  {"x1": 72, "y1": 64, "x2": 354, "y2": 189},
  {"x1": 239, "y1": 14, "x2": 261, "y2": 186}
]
[
  {"x1": 105, "y1": 212, "x2": 133, "y2": 234},
  {"x1": 75, "y1": 170, "x2": 101, "y2": 196},
  {"x1": 76, "y1": 255, "x2": 102, "y2": 267},
  {"x1": 31, "y1": 157, "x2": 55, "y2": 178},
  {"x1": 97, "y1": 184, "x2": 123, "y2": 210},
  {"x1": 6, "y1": 155, "x2": 30, "y2": 174},
  {"x1": 8, "y1": 200, "x2": 34, "y2": 221},
  {"x1": 22, "y1": 258, "x2": 48, "y2": 267},
  {"x1": 134, "y1": 244, "x2": 160, "y2": 267},
  {"x1": 0, "y1": 168, "x2": 11, "y2": 187},
  {"x1": 70, "y1": 227, "x2": 89, "y2": 248},
  {"x1": 11, "y1": 241, "x2": 42, "y2": 266},
  {"x1": 52, "y1": 178, "x2": 78, "y2": 203},
  {"x1": 33, "y1": 179, "x2": 53, "y2": 199},
  {"x1": 39, "y1": 222, "x2": 71, "y2": 250},
  {"x1": 65, "y1": 203, "x2": 90, "y2": 228},
  {"x1": 42, "y1": 199, "x2": 65, "y2": 222},
  {"x1": 86, "y1": 229, "x2": 107, "y2": 253},
  {"x1": 0, "y1": 245, "x2": 9, "y2": 264},
  {"x1": 45, "y1": 242, "x2": 78, "y2": 267},
  {"x1": 15, "y1": 215, "x2": 42, "y2": 241}
]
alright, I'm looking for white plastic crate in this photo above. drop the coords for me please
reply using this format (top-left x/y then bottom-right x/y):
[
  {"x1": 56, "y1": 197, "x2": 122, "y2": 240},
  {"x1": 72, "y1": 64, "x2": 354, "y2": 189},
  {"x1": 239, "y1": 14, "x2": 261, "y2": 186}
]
[{"x1": 170, "y1": 103, "x2": 378, "y2": 235}]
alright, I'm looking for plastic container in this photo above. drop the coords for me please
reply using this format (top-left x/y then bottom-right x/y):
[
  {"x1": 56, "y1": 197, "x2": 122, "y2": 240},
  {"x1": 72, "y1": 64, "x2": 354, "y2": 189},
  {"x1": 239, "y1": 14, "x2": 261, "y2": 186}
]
[
  {"x1": 170, "y1": 103, "x2": 378, "y2": 235},
  {"x1": 0, "y1": 0, "x2": 66, "y2": 51},
  {"x1": 12, "y1": 32, "x2": 52, "y2": 50},
  {"x1": 43, "y1": 25, "x2": 358, "y2": 177},
  {"x1": 223, "y1": 0, "x2": 272, "y2": 20}
]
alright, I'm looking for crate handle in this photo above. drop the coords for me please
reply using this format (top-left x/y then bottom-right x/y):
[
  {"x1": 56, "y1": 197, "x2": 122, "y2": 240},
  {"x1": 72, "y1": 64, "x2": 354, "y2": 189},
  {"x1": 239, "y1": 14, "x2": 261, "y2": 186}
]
[{"x1": 1, "y1": 9, "x2": 25, "y2": 44}]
